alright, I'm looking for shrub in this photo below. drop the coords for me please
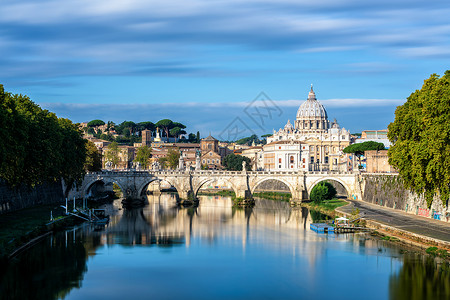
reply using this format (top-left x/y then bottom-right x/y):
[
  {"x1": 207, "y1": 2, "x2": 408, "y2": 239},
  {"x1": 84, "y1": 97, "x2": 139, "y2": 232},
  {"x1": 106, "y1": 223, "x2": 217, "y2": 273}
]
[{"x1": 310, "y1": 181, "x2": 337, "y2": 204}]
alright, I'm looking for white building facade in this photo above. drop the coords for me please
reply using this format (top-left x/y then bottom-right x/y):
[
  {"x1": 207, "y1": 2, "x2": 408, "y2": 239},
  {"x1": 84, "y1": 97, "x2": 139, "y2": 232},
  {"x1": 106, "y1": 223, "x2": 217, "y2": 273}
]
[{"x1": 265, "y1": 86, "x2": 352, "y2": 171}]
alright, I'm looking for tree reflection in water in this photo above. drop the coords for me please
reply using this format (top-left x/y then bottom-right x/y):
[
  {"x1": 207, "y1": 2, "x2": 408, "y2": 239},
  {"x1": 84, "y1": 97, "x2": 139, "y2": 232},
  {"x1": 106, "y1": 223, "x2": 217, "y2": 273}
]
[
  {"x1": 0, "y1": 231, "x2": 89, "y2": 300},
  {"x1": 389, "y1": 255, "x2": 450, "y2": 300}
]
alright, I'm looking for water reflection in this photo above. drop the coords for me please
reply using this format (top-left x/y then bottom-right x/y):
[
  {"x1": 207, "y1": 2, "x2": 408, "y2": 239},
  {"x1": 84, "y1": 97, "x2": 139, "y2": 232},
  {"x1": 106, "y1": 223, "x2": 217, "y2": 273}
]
[
  {"x1": 390, "y1": 255, "x2": 450, "y2": 300},
  {"x1": 0, "y1": 194, "x2": 449, "y2": 300},
  {"x1": 0, "y1": 230, "x2": 89, "y2": 300}
]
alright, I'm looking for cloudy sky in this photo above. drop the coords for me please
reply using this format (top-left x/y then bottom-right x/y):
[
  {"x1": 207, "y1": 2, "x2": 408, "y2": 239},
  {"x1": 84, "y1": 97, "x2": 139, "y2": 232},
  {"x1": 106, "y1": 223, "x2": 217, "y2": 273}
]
[{"x1": 1, "y1": 0, "x2": 450, "y2": 139}]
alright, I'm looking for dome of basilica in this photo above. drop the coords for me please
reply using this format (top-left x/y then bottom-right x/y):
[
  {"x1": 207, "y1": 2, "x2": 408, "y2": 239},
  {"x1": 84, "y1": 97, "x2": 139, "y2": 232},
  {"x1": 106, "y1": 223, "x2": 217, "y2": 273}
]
[{"x1": 296, "y1": 86, "x2": 328, "y2": 120}]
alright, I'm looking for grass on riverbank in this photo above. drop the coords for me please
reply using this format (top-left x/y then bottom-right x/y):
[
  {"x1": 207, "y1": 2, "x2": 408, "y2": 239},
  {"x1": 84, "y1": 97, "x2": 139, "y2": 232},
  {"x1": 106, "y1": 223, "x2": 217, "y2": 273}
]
[
  {"x1": 0, "y1": 204, "x2": 66, "y2": 259},
  {"x1": 253, "y1": 191, "x2": 291, "y2": 202},
  {"x1": 301, "y1": 198, "x2": 349, "y2": 216},
  {"x1": 0, "y1": 198, "x2": 112, "y2": 260},
  {"x1": 197, "y1": 190, "x2": 236, "y2": 197}
]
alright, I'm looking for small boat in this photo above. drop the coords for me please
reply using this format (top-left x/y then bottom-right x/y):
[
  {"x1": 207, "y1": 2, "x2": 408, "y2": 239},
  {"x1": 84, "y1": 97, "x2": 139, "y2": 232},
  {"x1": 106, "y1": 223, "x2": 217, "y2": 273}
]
[{"x1": 90, "y1": 209, "x2": 110, "y2": 225}]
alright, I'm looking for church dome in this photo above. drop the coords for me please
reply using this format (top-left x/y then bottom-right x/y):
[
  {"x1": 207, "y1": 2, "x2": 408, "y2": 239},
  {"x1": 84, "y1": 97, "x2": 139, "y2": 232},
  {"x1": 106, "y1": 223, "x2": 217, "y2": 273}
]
[
  {"x1": 284, "y1": 119, "x2": 294, "y2": 131},
  {"x1": 296, "y1": 86, "x2": 328, "y2": 119}
]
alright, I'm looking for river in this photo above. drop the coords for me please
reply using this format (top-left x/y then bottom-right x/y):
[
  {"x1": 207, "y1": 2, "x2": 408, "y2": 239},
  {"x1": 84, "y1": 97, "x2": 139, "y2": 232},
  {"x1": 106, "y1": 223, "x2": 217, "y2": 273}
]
[{"x1": 1, "y1": 194, "x2": 449, "y2": 300}]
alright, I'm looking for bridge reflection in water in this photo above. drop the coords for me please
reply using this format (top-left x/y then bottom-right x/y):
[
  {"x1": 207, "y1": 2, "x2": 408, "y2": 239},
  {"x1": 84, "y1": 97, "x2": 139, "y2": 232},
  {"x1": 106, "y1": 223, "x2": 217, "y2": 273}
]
[
  {"x1": 2, "y1": 194, "x2": 450, "y2": 300},
  {"x1": 98, "y1": 194, "x2": 314, "y2": 248}
]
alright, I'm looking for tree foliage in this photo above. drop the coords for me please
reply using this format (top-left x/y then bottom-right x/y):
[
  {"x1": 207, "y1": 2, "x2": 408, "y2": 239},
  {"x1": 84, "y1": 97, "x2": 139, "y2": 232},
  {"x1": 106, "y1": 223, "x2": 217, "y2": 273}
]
[
  {"x1": 115, "y1": 121, "x2": 137, "y2": 137},
  {"x1": 105, "y1": 142, "x2": 120, "y2": 168},
  {"x1": 223, "y1": 154, "x2": 251, "y2": 171},
  {"x1": 310, "y1": 181, "x2": 337, "y2": 204},
  {"x1": 0, "y1": 84, "x2": 86, "y2": 191},
  {"x1": 84, "y1": 141, "x2": 102, "y2": 172},
  {"x1": 388, "y1": 70, "x2": 450, "y2": 207},
  {"x1": 137, "y1": 121, "x2": 155, "y2": 132},
  {"x1": 343, "y1": 141, "x2": 385, "y2": 167},
  {"x1": 170, "y1": 127, "x2": 186, "y2": 141},
  {"x1": 134, "y1": 145, "x2": 152, "y2": 169},
  {"x1": 166, "y1": 149, "x2": 180, "y2": 169},
  {"x1": 87, "y1": 119, "x2": 105, "y2": 127},
  {"x1": 343, "y1": 141, "x2": 385, "y2": 156},
  {"x1": 235, "y1": 134, "x2": 260, "y2": 145},
  {"x1": 155, "y1": 119, "x2": 173, "y2": 138}
]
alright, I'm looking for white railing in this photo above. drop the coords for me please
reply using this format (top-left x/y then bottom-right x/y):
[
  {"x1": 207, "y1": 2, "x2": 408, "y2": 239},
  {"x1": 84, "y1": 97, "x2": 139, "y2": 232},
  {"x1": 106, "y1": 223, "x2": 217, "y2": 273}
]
[{"x1": 88, "y1": 169, "x2": 357, "y2": 177}]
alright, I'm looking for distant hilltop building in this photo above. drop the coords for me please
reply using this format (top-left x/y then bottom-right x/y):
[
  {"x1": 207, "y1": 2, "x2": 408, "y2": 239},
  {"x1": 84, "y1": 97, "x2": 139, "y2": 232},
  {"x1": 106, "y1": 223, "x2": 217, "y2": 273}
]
[{"x1": 265, "y1": 86, "x2": 352, "y2": 171}]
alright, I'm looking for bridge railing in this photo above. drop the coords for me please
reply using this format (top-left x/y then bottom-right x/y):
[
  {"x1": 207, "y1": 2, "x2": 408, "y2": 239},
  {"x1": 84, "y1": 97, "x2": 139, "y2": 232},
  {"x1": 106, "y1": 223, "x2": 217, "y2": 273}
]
[{"x1": 87, "y1": 169, "x2": 358, "y2": 176}]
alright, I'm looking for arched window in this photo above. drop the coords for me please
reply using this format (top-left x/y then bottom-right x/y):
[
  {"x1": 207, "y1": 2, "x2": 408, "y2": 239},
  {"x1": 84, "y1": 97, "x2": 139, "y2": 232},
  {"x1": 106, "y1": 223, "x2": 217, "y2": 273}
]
[
  {"x1": 278, "y1": 158, "x2": 282, "y2": 163},
  {"x1": 208, "y1": 144, "x2": 212, "y2": 150},
  {"x1": 290, "y1": 156, "x2": 294, "y2": 163}
]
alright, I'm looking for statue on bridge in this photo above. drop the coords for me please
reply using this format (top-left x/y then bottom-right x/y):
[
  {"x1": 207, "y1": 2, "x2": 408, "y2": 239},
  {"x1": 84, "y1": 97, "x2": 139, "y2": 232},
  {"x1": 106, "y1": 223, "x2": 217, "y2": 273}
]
[
  {"x1": 242, "y1": 160, "x2": 246, "y2": 173},
  {"x1": 195, "y1": 149, "x2": 201, "y2": 171},
  {"x1": 152, "y1": 161, "x2": 161, "y2": 171},
  {"x1": 178, "y1": 151, "x2": 185, "y2": 170},
  {"x1": 135, "y1": 161, "x2": 141, "y2": 171}
]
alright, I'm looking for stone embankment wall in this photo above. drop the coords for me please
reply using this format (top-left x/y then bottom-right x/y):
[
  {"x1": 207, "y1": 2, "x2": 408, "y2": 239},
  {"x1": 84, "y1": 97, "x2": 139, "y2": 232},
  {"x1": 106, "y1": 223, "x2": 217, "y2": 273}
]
[
  {"x1": 0, "y1": 179, "x2": 64, "y2": 214},
  {"x1": 362, "y1": 174, "x2": 449, "y2": 222}
]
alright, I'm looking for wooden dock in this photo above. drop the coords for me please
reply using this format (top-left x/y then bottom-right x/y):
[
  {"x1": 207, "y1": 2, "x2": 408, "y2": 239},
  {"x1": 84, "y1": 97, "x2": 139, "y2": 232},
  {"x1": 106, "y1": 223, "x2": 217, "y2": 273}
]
[{"x1": 310, "y1": 223, "x2": 369, "y2": 233}]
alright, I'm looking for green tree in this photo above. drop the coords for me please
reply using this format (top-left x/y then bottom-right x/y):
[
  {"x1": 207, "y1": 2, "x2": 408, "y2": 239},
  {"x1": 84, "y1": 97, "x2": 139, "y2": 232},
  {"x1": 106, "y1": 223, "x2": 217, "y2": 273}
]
[
  {"x1": 170, "y1": 127, "x2": 186, "y2": 142},
  {"x1": 343, "y1": 141, "x2": 385, "y2": 168},
  {"x1": 388, "y1": 70, "x2": 450, "y2": 207},
  {"x1": 166, "y1": 149, "x2": 180, "y2": 169},
  {"x1": 84, "y1": 141, "x2": 102, "y2": 172},
  {"x1": 310, "y1": 181, "x2": 336, "y2": 204},
  {"x1": 158, "y1": 157, "x2": 168, "y2": 169},
  {"x1": 105, "y1": 142, "x2": 120, "y2": 168},
  {"x1": 87, "y1": 119, "x2": 105, "y2": 127},
  {"x1": 106, "y1": 121, "x2": 115, "y2": 132},
  {"x1": 155, "y1": 119, "x2": 173, "y2": 139},
  {"x1": 0, "y1": 85, "x2": 86, "y2": 194},
  {"x1": 137, "y1": 121, "x2": 155, "y2": 132},
  {"x1": 116, "y1": 121, "x2": 137, "y2": 137},
  {"x1": 172, "y1": 122, "x2": 186, "y2": 131},
  {"x1": 87, "y1": 127, "x2": 95, "y2": 135},
  {"x1": 223, "y1": 154, "x2": 251, "y2": 171},
  {"x1": 196, "y1": 131, "x2": 200, "y2": 143},
  {"x1": 188, "y1": 133, "x2": 197, "y2": 143},
  {"x1": 134, "y1": 145, "x2": 152, "y2": 169},
  {"x1": 310, "y1": 182, "x2": 328, "y2": 204}
]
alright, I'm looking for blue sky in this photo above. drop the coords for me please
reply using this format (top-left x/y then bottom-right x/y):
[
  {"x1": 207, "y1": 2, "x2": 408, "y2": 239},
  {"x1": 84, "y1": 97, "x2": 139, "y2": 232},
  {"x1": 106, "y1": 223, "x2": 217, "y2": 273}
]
[{"x1": 1, "y1": 0, "x2": 450, "y2": 139}]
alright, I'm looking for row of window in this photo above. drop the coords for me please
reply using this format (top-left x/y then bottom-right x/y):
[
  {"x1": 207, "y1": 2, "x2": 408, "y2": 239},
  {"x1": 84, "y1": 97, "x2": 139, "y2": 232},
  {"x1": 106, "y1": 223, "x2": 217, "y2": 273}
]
[{"x1": 202, "y1": 159, "x2": 220, "y2": 164}]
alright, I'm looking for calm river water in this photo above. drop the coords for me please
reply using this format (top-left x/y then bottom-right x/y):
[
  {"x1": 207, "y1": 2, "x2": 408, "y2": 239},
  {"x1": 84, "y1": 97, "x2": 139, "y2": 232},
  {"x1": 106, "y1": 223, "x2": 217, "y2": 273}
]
[{"x1": 1, "y1": 194, "x2": 449, "y2": 300}]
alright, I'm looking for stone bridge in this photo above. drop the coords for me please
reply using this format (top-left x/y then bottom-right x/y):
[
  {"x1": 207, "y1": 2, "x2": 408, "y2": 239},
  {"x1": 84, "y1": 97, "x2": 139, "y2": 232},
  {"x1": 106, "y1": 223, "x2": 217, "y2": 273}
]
[{"x1": 78, "y1": 170, "x2": 363, "y2": 203}]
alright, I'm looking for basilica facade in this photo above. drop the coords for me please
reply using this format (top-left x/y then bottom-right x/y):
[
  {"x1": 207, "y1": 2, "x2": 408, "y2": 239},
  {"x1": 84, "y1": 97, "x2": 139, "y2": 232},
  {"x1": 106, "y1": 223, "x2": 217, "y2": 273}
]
[{"x1": 264, "y1": 86, "x2": 352, "y2": 172}]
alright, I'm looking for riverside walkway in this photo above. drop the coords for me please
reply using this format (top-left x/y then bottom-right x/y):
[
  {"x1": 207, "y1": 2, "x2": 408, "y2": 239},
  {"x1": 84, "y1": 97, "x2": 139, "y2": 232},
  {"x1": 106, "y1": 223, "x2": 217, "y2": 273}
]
[{"x1": 337, "y1": 199, "x2": 450, "y2": 248}]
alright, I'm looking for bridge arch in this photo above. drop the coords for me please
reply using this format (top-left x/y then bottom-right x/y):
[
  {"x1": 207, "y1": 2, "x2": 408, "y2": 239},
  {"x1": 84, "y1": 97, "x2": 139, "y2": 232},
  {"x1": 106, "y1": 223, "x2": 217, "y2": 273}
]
[
  {"x1": 84, "y1": 178, "x2": 126, "y2": 198},
  {"x1": 137, "y1": 177, "x2": 182, "y2": 197},
  {"x1": 250, "y1": 177, "x2": 295, "y2": 197},
  {"x1": 307, "y1": 177, "x2": 351, "y2": 199},
  {"x1": 193, "y1": 178, "x2": 238, "y2": 197}
]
